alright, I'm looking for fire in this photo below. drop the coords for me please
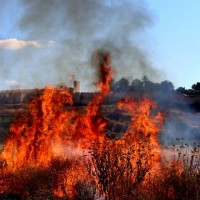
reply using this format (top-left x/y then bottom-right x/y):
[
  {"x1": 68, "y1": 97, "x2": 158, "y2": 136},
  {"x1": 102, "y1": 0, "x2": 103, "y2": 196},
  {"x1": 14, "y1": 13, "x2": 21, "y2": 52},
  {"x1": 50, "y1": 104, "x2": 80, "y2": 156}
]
[
  {"x1": 117, "y1": 97, "x2": 163, "y2": 162},
  {"x1": 118, "y1": 97, "x2": 164, "y2": 188},
  {"x1": 1, "y1": 86, "x2": 74, "y2": 170},
  {"x1": 0, "y1": 52, "x2": 164, "y2": 198},
  {"x1": 86, "y1": 54, "x2": 111, "y2": 116}
]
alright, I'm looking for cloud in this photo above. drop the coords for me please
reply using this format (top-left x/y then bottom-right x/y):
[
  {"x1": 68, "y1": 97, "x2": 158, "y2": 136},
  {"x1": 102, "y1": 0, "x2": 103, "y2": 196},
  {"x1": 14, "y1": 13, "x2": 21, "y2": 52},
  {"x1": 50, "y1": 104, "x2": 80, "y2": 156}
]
[
  {"x1": 0, "y1": 38, "x2": 46, "y2": 50},
  {"x1": 4, "y1": 80, "x2": 19, "y2": 85},
  {"x1": 2, "y1": 80, "x2": 20, "y2": 90}
]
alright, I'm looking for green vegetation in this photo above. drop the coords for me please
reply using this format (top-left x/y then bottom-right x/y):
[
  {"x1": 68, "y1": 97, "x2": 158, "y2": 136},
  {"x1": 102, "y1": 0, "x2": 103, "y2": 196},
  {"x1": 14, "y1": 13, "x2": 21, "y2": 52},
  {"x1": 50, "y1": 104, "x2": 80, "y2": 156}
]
[
  {"x1": 111, "y1": 77, "x2": 175, "y2": 94},
  {"x1": 111, "y1": 77, "x2": 200, "y2": 97}
]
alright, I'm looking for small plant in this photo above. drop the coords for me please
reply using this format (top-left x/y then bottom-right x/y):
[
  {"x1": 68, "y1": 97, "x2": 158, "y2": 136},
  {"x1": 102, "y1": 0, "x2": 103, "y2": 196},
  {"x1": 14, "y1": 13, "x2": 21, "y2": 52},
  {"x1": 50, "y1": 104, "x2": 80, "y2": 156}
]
[
  {"x1": 142, "y1": 139, "x2": 200, "y2": 200},
  {"x1": 86, "y1": 133, "x2": 158, "y2": 200}
]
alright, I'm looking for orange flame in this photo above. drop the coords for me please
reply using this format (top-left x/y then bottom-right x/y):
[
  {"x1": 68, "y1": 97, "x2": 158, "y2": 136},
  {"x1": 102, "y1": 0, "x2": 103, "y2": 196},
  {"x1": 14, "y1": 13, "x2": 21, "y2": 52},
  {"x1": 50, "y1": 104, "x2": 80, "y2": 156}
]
[
  {"x1": 117, "y1": 97, "x2": 163, "y2": 167},
  {"x1": 0, "y1": 53, "x2": 164, "y2": 198}
]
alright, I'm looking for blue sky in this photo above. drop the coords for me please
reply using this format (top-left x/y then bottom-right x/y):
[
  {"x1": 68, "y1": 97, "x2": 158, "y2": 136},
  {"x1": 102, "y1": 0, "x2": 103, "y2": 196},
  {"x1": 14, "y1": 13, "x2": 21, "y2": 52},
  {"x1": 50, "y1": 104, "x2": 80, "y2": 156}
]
[
  {"x1": 148, "y1": 0, "x2": 200, "y2": 89},
  {"x1": 0, "y1": 0, "x2": 200, "y2": 90}
]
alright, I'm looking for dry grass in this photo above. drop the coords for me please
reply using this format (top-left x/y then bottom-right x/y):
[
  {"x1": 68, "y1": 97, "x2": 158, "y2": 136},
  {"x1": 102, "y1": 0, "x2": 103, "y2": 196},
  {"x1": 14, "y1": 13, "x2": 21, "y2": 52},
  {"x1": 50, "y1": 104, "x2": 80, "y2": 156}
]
[{"x1": 0, "y1": 139, "x2": 200, "y2": 200}]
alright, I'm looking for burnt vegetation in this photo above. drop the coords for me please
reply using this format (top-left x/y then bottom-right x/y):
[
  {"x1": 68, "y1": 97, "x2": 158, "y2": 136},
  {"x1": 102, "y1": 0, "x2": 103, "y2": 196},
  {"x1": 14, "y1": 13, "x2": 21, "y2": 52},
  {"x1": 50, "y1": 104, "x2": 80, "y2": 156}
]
[
  {"x1": 0, "y1": 76, "x2": 200, "y2": 199},
  {"x1": 0, "y1": 138, "x2": 199, "y2": 200}
]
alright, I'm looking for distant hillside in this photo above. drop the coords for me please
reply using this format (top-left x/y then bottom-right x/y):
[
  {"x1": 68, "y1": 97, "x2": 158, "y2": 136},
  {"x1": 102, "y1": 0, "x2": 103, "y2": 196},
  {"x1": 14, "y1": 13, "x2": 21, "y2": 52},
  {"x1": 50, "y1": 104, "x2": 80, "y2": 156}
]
[{"x1": 0, "y1": 86, "x2": 200, "y2": 146}]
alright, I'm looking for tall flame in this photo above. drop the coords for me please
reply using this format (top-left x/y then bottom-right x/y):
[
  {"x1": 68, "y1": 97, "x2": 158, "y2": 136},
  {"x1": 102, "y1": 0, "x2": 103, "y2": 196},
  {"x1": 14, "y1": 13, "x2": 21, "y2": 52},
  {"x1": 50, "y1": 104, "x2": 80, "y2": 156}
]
[
  {"x1": 0, "y1": 53, "x2": 112, "y2": 171},
  {"x1": 0, "y1": 53, "x2": 164, "y2": 198}
]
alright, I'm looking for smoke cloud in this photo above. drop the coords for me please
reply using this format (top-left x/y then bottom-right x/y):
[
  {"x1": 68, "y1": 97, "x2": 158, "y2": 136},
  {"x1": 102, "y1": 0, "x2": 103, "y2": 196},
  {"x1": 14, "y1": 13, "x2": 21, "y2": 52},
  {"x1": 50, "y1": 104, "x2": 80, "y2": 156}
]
[
  {"x1": 161, "y1": 109, "x2": 200, "y2": 146},
  {"x1": 2, "y1": 0, "x2": 164, "y2": 91}
]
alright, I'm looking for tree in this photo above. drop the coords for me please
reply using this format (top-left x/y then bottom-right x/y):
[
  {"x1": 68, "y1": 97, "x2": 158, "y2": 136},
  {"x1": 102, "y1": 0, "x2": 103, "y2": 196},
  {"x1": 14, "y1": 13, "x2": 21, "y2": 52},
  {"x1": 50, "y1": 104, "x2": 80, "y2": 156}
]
[
  {"x1": 160, "y1": 80, "x2": 174, "y2": 93},
  {"x1": 112, "y1": 78, "x2": 130, "y2": 92},
  {"x1": 192, "y1": 82, "x2": 200, "y2": 93},
  {"x1": 131, "y1": 79, "x2": 143, "y2": 93},
  {"x1": 176, "y1": 87, "x2": 186, "y2": 94},
  {"x1": 142, "y1": 75, "x2": 154, "y2": 93}
]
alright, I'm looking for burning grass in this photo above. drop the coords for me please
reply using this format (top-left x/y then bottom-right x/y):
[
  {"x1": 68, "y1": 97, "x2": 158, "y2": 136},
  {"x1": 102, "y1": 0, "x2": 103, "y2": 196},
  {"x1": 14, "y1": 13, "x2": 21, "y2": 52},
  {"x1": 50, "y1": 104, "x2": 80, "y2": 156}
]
[{"x1": 0, "y1": 53, "x2": 200, "y2": 199}]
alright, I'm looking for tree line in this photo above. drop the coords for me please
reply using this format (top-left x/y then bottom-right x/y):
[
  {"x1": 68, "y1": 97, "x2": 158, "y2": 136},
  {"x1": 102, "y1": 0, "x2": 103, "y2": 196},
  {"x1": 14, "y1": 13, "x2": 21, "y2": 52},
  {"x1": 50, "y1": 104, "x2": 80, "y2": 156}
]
[
  {"x1": 111, "y1": 76, "x2": 174, "y2": 94},
  {"x1": 176, "y1": 82, "x2": 200, "y2": 95},
  {"x1": 111, "y1": 76, "x2": 200, "y2": 96}
]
